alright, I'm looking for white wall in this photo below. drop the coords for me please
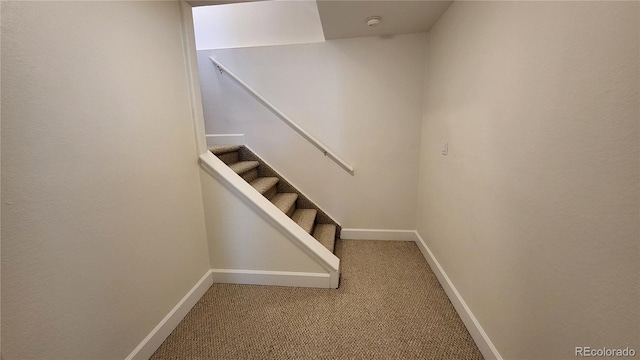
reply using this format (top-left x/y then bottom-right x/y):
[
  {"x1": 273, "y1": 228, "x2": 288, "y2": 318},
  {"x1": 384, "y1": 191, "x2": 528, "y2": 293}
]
[
  {"x1": 417, "y1": 2, "x2": 639, "y2": 359},
  {"x1": 1, "y1": 2, "x2": 211, "y2": 359},
  {"x1": 193, "y1": 0, "x2": 324, "y2": 50},
  {"x1": 198, "y1": 33, "x2": 427, "y2": 230}
]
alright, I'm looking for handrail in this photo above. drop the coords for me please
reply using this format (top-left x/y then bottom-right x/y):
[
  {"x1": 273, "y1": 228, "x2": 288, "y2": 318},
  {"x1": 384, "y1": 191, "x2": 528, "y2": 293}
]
[{"x1": 209, "y1": 57, "x2": 355, "y2": 175}]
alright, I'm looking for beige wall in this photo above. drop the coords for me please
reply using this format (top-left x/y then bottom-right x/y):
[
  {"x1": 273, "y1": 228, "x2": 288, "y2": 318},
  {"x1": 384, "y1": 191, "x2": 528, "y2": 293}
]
[
  {"x1": 198, "y1": 33, "x2": 427, "y2": 230},
  {"x1": 1, "y1": 2, "x2": 210, "y2": 359},
  {"x1": 417, "y1": 2, "x2": 639, "y2": 359}
]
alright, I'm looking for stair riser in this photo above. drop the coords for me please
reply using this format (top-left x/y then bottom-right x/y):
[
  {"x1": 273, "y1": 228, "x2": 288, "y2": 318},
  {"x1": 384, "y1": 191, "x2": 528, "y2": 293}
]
[
  {"x1": 218, "y1": 151, "x2": 239, "y2": 165},
  {"x1": 240, "y1": 168, "x2": 258, "y2": 183},
  {"x1": 292, "y1": 209, "x2": 317, "y2": 234},
  {"x1": 312, "y1": 224, "x2": 336, "y2": 253},
  {"x1": 285, "y1": 202, "x2": 296, "y2": 218},
  {"x1": 263, "y1": 185, "x2": 277, "y2": 200}
]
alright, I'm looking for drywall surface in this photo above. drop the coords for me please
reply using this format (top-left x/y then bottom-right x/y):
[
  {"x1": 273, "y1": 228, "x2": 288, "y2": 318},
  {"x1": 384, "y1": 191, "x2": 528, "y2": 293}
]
[
  {"x1": 417, "y1": 2, "x2": 639, "y2": 359},
  {"x1": 200, "y1": 168, "x2": 326, "y2": 273},
  {"x1": 198, "y1": 33, "x2": 426, "y2": 229},
  {"x1": 1, "y1": 2, "x2": 210, "y2": 359},
  {"x1": 192, "y1": 0, "x2": 324, "y2": 50}
]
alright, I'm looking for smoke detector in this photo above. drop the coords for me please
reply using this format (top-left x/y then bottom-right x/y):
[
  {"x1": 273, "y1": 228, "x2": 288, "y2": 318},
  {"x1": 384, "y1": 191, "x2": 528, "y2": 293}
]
[{"x1": 366, "y1": 16, "x2": 381, "y2": 27}]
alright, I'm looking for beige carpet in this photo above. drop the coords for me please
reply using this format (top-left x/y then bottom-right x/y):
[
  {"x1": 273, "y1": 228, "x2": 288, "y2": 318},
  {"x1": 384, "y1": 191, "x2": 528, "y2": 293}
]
[{"x1": 151, "y1": 240, "x2": 484, "y2": 359}]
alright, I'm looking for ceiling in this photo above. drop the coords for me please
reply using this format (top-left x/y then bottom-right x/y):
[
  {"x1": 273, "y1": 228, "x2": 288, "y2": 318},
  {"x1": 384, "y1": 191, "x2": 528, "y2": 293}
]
[
  {"x1": 316, "y1": 0, "x2": 453, "y2": 40},
  {"x1": 188, "y1": 0, "x2": 454, "y2": 41}
]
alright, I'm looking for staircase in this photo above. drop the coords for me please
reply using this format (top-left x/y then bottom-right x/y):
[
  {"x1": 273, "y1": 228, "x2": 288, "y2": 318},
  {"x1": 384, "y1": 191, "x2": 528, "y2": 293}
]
[{"x1": 209, "y1": 145, "x2": 340, "y2": 253}]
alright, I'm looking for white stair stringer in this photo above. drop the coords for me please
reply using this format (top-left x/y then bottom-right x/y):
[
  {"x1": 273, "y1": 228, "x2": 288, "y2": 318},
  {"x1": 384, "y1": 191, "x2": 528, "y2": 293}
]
[{"x1": 199, "y1": 151, "x2": 340, "y2": 288}]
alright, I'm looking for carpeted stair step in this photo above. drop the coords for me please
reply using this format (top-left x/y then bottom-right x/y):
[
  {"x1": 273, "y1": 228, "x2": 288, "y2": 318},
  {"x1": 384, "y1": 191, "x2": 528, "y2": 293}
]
[
  {"x1": 271, "y1": 193, "x2": 298, "y2": 217},
  {"x1": 209, "y1": 145, "x2": 241, "y2": 165},
  {"x1": 229, "y1": 161, "x2": 259, "y2": 182},
  {"x1": 292, "y1": 209, "x2": 317, "y2": 234},
  {"x1": 312, "y1": 224, "x2": 336, "y2": 253},
  {"x1": 250, "y1": 177, "x2": 279, "y2": 200},
  {"x1": 209, "y1": 145, "x2": 241, "y2": 155}
]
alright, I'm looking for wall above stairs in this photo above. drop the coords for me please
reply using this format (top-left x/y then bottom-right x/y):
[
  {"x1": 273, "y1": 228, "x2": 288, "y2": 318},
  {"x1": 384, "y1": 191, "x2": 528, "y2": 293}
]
[{"x1": 198, "y1": 33, "x2": 427, "y2": 230}]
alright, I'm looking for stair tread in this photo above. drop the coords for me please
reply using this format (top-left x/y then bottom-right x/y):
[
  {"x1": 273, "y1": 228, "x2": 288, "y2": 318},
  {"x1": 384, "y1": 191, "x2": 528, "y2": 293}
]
[
  {"x1": 292, "y1": 209, "x2": 317, "y2": 234},
  {"x1": 250, "y1": 177, "x2": 279, "y2": 195},
  {"x1": 229, "y1": 161, "x2": 259, "y2": 175},
  {"x1": 313, "y1": 224, "x2": 336, "y2": 253},
  {"x1": 209, "y1": 145, "x2": 241, "y2": 155},
  {"x1": 271, "y1": 193, "x2": 298, "y2": 214}
]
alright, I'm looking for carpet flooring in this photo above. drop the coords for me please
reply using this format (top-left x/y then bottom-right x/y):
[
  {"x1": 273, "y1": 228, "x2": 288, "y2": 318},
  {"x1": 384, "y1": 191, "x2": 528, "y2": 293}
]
[{"x1": 151, "y1": 240, "x2": 484, "y2": 359}]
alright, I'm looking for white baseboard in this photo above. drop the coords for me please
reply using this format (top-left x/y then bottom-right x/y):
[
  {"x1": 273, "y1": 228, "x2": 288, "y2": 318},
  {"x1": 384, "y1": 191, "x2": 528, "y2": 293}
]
[
  {"x1": 340, "y1": 228, "x2": 417, "y2": 241},
  {"x1": 211, "y1": 269, "x2": 333, "y2": 288},
  {"x1": 206, "y1": 134, "x2": 244, "y2": 146},
  {"x1": 413, "y1": 231, "x2": 502, "y2": 360},
  {"x1": 125, "y1": 270, "x2": 214, "y2": 360}
]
